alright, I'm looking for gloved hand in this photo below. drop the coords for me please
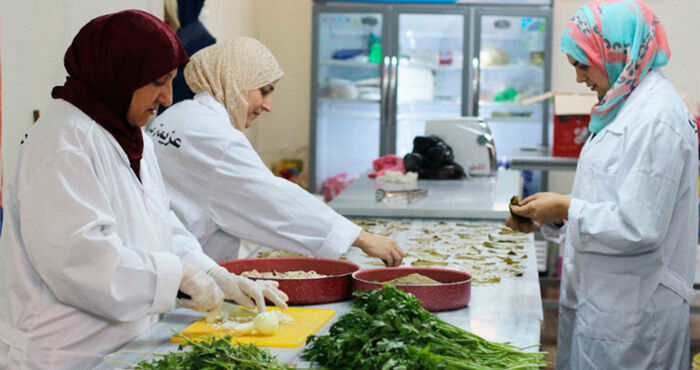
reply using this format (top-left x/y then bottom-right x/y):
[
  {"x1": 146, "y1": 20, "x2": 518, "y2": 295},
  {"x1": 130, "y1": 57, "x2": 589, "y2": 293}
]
[
  {"x1": 178, "y1": 261, "x2": 224, "y2": 313},
  {"x1": 208, "y1": 266, "x2": 289, "y2": 312}
]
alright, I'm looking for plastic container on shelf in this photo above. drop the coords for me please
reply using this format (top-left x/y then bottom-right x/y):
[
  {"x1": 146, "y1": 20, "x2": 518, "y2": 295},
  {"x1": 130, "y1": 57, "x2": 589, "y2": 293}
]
[{"x1": 368, "y1": 32, "x2": 382, "y2": 64}]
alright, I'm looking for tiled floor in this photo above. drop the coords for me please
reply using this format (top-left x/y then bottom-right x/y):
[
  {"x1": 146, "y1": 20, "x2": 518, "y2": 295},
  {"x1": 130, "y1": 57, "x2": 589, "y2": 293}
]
[{"x1": 539, "y1": 285, "x2": 700, "y2": 369}]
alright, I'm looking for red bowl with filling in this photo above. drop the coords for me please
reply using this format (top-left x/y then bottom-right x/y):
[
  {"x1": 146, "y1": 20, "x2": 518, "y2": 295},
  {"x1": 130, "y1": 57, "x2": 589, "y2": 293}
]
[
  {"x1": 352, "y1": 267, "x2": 472, "y2": 312},
  {"x1": 220, "y1": 257, "x2": 360, "y2": 305}
]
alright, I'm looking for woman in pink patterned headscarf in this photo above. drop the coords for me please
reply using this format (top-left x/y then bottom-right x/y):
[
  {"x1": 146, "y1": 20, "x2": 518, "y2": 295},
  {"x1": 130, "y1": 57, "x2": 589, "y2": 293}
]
[
  {"x1": 508, "y1": 1, "x2": 697, "y2": 368},
  {"x1": 560, "y1": 0, "x2": 671, "y2": 133}
]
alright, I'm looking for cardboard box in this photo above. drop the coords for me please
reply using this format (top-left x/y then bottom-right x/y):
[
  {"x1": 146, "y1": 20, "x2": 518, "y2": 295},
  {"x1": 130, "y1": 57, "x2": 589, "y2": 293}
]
[{"x1": 523, "y1": 92, "x2": 598, "y2": 158}]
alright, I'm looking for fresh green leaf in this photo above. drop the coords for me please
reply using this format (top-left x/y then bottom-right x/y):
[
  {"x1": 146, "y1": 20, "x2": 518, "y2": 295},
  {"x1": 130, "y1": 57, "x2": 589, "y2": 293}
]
[
  {"x1": 302, "y1": 285, "x2": 548, "y2": 369},
  {"x1": 135, "y1": 334, "x2": 294, "y2": 369}
]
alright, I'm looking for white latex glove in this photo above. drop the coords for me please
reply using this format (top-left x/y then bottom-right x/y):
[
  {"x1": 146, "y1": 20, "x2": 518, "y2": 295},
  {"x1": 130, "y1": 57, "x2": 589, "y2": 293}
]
[
  {"x1": 208, "y1": 266, "x2": 289, "y2": 312},
  {"x1": 178, "y1": 261, "x2": 224, "y2": 313}
]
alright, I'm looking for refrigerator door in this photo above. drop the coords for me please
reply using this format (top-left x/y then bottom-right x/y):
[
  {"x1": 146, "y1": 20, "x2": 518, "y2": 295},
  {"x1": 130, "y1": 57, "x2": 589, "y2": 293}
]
[
  {"x1": 393, "y1": 10, "x2": 467, "y2": 157},
  {"x1": 474, "y1": 10, "x2": 551, "y2": 160},
  {"x1": 311, "y1": 7, "x2": 388, "y2": 191}
]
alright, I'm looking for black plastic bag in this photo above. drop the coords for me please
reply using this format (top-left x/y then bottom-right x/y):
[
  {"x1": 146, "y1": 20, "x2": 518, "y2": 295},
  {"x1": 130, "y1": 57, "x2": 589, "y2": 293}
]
[{"x1": 403, "y1": 135, "x2": 465, "y2": 179}]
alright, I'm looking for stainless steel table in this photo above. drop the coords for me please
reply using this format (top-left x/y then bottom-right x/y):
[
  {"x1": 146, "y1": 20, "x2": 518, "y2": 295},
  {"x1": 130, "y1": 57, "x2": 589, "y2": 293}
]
[
  {"x1": 328, "y1": 169, "x2": 522, "y2": 220},
  {"x1": 96, "y1": 226, "x2": 543, "y2": 369},
  {"x1": 510, "y1": 146, "x2": 578, "y2": 172},
  {"x1": 97, "y1": 168, "x2": 545, "y2": 368}
]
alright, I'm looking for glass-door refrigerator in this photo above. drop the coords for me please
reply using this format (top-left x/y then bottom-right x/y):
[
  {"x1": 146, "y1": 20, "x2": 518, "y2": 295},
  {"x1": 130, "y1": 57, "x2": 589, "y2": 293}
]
[
  {"x1": 473, "y1": 7, "x2": 551, "y2": 193},
  {"x1": 310, "y1": 2, "x2": 552, "y2": 193},
  {"x1": 473, "y1": 8, "x2": 551, "y2": 159},
  {"x1": 392, "y1": 9, "x2": 468, "y2": 157},
  {"x1": 311, "y1": 6, "x2": 389, "y2": 192}
]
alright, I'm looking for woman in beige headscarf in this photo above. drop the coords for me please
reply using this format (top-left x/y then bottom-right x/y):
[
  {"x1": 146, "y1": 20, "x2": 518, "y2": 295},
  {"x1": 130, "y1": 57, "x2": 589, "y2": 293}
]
[
  {"x1": 150, "y1": 37, "x2": 404, "y2": 279},
  {"x1": 185, "y1": 37, "x2": 283, "y2": 131}
]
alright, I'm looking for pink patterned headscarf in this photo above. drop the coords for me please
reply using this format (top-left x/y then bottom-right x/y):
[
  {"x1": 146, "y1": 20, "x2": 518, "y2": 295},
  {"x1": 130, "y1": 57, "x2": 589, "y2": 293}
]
[{"x1": 560, "y1": 0, "x2": 670, "y2": 133}]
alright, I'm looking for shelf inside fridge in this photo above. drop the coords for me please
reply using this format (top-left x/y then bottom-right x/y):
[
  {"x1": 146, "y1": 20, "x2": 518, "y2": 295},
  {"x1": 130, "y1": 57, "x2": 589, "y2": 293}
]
[
  {"x1": 319, "y1": 97, "x2": 380, "y2": 104},
  {"x1": 320, "y1": 59, "x2": 380, "y2": 68},
  {"x1": 479, "y1": 101, "x2": 538, "y2": 107},
  {"x1": 486, "y1": 116, "x2": 541, "y2": 123},
  {"x1": 480, "y1": 64, "x2": 543, "y2": 72},
  {"x1": 401, "y1": 32, "x2": 462, "y2": 39},
  {"x1": 398, "y1": 99, "x2": 461, "y2": 106},
  {"x1": 481, "y1": 34, "x2": 535, "y2": 42},
  {"x1": 397, "y1": 62, "x2": 463, "y2": 71},
  {"x1": 478, "y1": 100, "x2": 542, "y2": 121}
]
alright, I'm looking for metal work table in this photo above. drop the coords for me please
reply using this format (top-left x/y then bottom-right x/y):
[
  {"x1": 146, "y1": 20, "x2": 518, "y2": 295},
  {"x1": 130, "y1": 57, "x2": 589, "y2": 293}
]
[
  {"x1": 328, "y1": 169, "x2": 521, "y2": 220},
  {"x1": 510, "y1": 146, "x2": 578, "y2": 172},
  {"x1": 97, "y1": 168, "x2": 544, "y2": 368},
  {"x1": 95, "y1": 234, "x2": 542, "y2": 369}
]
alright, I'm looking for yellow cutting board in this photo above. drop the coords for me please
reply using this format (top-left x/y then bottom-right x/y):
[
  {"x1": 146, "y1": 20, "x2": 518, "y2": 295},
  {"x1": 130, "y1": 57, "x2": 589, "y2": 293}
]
[{"x1": 171, "y1": 307, "x2": 336, "y2": 347}]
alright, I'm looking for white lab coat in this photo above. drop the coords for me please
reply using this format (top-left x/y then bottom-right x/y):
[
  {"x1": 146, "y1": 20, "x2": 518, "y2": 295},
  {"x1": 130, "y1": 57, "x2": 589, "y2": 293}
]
[
  {"x1": 543, "y1": 70, "x2": 698, "y2": 369},
  {"x1": 0, "y1": 100, "x2": 217, "y2": 369},
  {"x1": 149, "y1": 92, "x2": 361, "y2": 262}
]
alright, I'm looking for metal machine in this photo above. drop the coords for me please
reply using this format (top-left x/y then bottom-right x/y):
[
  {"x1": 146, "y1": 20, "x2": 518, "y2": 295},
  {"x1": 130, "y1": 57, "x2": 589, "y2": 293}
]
[{"x1": 425, "y1": 117, "x2": 497, "y2": 176}]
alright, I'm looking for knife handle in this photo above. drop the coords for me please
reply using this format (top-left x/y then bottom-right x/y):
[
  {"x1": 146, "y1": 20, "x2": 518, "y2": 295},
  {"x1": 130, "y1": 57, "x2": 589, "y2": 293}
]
[
  {"x1": 177, "y1": 290, "x2": 242, "y2": 308},
  {"x1": 177, "y1": 290, "x2": 190, "y2": 299}
]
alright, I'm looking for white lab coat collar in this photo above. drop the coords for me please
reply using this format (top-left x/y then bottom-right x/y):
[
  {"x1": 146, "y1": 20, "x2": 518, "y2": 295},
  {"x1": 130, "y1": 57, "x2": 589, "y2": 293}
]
[
  {"x1": 94, "y1": 123, "x2": 148, "y2": 189},
  {"x1": 194, "y1": 92, "x2": 231, "y2": 122},
  {"x1": 601, "y1": 69, "x2": 663, "y2": 135}
]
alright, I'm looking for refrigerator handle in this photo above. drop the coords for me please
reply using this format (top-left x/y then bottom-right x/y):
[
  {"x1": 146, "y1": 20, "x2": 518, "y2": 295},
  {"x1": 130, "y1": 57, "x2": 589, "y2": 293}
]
[
  {"x1": 380, "y1": 56, "x2": 391, "y2": 126},
  {"x1": 387, "y1": 55, "x2": 398, "y2": 126},
  {"x1": 472, "y1": 57, "x2": 480, "y2": 116}
]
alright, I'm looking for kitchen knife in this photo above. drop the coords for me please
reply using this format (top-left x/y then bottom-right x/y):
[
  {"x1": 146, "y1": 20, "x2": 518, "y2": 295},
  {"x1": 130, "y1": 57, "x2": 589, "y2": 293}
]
[{"x1": 177, "y1": 291, "x2": 258, "y2": 317}]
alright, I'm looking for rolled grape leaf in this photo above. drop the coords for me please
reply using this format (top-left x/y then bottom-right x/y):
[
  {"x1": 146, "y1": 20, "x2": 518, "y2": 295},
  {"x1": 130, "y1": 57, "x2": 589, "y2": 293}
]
[{"x1": 509, "y1": 195, "x2": 534, "y2": 225}]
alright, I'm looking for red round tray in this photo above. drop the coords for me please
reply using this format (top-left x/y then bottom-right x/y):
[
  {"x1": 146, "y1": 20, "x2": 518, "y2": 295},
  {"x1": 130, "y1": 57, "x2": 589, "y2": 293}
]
[
  {"x1": 220, "y1": 257, "x2": 360, "y2": 305},
  {"x1": 352, "y1": 267, "x2": 472, "y2": 312}
]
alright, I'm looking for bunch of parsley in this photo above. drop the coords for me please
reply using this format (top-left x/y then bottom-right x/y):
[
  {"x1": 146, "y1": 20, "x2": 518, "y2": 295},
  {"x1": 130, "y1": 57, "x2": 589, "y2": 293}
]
[
  {"x1": 135, "y1": 334, "x2": 294, "y2": 370},
  {"x1": 302, "y1": 285, "x2": 548, "y2": 369}
]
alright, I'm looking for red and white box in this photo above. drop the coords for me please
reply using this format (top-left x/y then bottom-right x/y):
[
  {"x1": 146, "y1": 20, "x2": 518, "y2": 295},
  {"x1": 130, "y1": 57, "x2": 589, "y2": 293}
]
[{"x1": 552, "y1": 93, "x2": 598, "y2": 158}]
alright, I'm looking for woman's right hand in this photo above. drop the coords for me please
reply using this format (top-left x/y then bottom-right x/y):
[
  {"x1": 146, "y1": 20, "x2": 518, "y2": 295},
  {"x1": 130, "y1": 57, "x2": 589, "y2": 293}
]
[
  {"x1": 354, "y1": 230, "x2": 404, "y2": 267},
  {"x1": 178, "y1": 261, "x2": 225, "y2": 312},
  {"x1": 505, "y1": 214, "x2": 541, "y2": 234},
  {"x1": 208, "y1": 266, "x2": 289, "y2": 313}
]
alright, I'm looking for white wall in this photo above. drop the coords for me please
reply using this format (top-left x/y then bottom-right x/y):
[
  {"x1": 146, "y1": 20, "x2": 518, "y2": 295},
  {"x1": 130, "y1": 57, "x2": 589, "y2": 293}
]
[
  {"x1": 201, "y1": 0, "x2": 313, "y2": 166},
  {"x1": 0, "y1": 0, "x2": 163, "y2": 187},
  {"x1": 202, "y1": 0, "x2": 256, "y2": 41},
  {"x1": 249, "y1": 0, "x2": 313, "y2": 165}
]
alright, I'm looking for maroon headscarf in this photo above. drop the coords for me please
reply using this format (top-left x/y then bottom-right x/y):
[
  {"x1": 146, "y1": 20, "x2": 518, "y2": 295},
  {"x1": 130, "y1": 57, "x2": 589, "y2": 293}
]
[{"x1": 52, "y1": 10, "x2": 189, "y2": 179}]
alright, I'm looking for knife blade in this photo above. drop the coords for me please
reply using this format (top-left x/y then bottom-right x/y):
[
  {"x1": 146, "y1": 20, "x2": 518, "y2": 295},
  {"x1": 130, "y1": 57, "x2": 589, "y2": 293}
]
[
  {"x1": 220, "y1": 301, "x2": 258, "y2": 317},
  {"x1": 177, "y1": 291, "x2": 258, "y2": 317}
]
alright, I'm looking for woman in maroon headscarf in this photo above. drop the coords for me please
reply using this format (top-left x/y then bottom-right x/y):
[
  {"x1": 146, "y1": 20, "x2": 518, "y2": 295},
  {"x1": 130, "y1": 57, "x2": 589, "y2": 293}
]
[{"x1": 0, "y1": 10, "x2": 287, "y2": 369}]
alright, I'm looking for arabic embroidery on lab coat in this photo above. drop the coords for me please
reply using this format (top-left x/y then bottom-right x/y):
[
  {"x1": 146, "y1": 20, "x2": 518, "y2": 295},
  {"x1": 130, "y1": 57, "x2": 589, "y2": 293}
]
[{"x1": 146, "y1": 123, "x2": 182, "y2": 148}]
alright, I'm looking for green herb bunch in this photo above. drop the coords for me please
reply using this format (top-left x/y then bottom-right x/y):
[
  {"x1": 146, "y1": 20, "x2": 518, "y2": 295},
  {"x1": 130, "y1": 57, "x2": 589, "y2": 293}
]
[
  {"x1": 302, "y1": 285, "x2": 548, "y2": 369},
  {"x1": 136, "y1": 334, "x2": 294, "y2": 370}
]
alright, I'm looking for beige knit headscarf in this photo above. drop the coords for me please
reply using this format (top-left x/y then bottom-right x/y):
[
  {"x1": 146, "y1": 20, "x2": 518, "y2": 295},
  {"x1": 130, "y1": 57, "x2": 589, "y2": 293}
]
[{"x1": 184, "y1": 37, "x2": 284, "y2": 130}]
